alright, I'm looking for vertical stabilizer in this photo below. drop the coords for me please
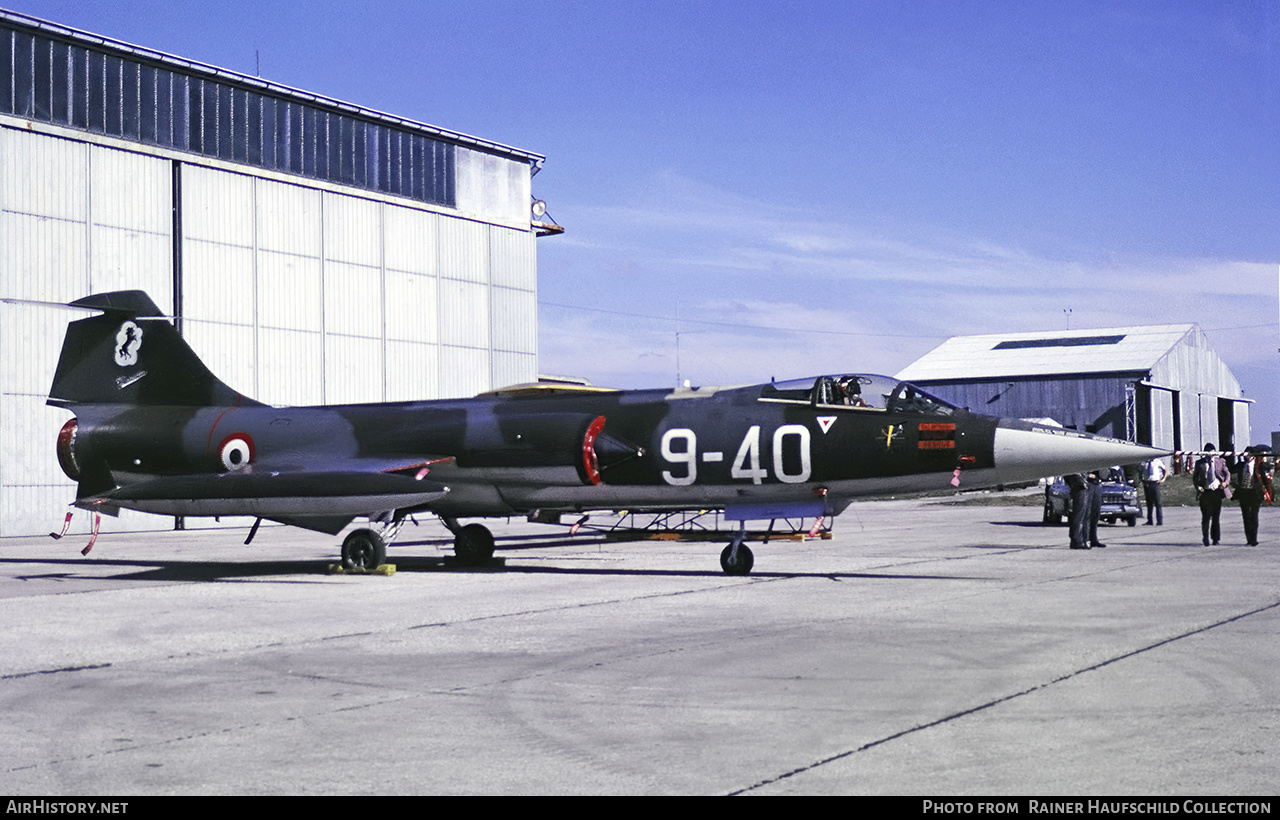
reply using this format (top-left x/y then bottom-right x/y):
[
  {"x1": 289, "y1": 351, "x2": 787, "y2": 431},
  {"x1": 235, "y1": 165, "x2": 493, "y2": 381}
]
[{"x1": 47, "y1": 291, "x2": 262, "y2": 408}]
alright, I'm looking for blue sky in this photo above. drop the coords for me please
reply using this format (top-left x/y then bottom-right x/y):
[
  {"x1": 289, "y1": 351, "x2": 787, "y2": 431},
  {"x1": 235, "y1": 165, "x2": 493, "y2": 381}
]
[{"x1": 8, "y1": 1, "x2": 1279, "y2": 437}]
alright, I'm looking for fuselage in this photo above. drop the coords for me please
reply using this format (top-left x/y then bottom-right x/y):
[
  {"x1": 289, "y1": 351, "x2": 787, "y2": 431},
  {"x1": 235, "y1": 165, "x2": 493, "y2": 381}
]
[
  {"x1": 45, "y1": 292, "x2": 1170, "y2": 572},
  {"x1": 58, "y1": 373, "x2": 1154, "y2": 526}
]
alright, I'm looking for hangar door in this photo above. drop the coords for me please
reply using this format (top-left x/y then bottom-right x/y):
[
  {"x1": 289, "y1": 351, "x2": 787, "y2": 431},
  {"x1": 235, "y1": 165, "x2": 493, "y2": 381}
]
[{"x1": 0, "y1": 128, "x2": 173, "y2": 537}]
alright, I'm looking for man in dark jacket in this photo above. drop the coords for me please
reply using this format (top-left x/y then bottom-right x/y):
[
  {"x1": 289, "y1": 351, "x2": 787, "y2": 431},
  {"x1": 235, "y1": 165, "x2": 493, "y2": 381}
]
[
  {"x1": 1065, "y1": 473, "x2": 1090, "y2": 549},
  {"x1": 1085, "y1": 470, "x2": 1106, "y2": 548},
  {"x1": 1231, "y1": 446, "x2": 1273, "y2": 547},
  {"x1": 1193, "y1": 444, "x2": 1231, "y2": 546}
]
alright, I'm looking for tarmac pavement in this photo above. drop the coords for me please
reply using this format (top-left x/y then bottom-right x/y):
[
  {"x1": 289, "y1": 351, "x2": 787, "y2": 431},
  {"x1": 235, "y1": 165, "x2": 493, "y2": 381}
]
[{"x1": 0, "y1": 499, "x2": 1276, "y2": 795}]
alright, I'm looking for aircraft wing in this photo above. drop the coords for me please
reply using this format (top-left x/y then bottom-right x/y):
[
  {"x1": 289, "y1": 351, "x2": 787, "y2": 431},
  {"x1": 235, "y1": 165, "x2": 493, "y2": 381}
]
[{"x1": 77, "y1": 457, "x2": 454, "y2": 529}]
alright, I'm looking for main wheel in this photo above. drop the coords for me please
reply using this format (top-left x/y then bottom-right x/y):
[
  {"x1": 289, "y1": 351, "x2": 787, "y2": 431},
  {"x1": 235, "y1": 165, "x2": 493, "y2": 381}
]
[
  {"x1": 342, "y1": 528, "x2": 387, "y2": 570},
  {"x1": 720, "y1": 543, "x2": 754, "y2": 576},
  {"x1": 454, "y1": 523, "x2": 495, "y2": 566}
]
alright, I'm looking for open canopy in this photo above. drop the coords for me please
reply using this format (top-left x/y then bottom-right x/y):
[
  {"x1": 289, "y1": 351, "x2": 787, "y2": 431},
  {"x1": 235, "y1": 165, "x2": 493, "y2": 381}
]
[{"x1": 761, "y1": 374, "x2": 958, "y2": 416}]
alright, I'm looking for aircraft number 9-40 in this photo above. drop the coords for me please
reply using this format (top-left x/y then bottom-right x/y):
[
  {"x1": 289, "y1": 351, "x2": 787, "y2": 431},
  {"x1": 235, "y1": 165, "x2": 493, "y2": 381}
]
[{"x1": 661, "y1": 425, "x2": 811, "y2": 486}]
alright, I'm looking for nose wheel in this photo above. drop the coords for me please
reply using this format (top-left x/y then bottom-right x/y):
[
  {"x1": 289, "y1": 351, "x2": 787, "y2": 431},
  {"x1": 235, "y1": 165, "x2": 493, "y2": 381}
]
[{"x1": 720, "y1": 525, "x2": 754, "y2": 575}]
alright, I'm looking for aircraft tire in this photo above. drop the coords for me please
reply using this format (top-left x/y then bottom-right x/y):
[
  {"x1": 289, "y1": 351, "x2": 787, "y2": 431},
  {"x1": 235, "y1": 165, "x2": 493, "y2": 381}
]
[
  {"x1": 720, "y1": 543, "x2": 754, "y2": 576},
  {"x1": 342, "y1": 528, "x2": 387, "y2": 570},
  {"x1": 454, "y1": 524, "x2": 495, "y2": 566}
]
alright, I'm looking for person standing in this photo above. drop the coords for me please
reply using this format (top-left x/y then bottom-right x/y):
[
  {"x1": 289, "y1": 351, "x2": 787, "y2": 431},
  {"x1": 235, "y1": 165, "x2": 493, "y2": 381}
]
[
  {"x1": 1142, "y1": 458, "x2": 1168, "y2": 526},
  {"x1": 1086, "y1": 470, "x2": 1106, "y2": 548},
  {"x1": 1065, "y1": 473, "x2": 1090, "y2": 549},
  {"x1": 1193, "y1": 444, "x2": 1230, "y2": 546},
  {"x1": 1231, "y1": 447, "x2": 1273, "y2": 546}
]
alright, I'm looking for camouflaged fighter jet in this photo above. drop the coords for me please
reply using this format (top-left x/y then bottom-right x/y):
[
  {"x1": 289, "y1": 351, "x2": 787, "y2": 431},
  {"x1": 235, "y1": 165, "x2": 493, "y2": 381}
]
[{"x1": 48, "y1": 291, "x2": 1165, "y2": 574}]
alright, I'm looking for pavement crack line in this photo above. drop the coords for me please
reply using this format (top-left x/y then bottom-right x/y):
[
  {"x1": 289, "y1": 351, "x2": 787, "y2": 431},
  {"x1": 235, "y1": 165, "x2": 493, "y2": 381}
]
[
  {"x1": 728, "y1": 598, "x2": 1280, "y2": 795},
  {"x1": 0, "y1": 663, "x2": 112, "y2": 680}
]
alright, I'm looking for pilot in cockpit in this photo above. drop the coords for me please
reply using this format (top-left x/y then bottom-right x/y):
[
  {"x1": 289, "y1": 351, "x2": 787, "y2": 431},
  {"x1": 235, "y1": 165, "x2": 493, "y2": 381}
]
[{"x1": 836, "y1": 376, "x2": 868, "y2": 407}]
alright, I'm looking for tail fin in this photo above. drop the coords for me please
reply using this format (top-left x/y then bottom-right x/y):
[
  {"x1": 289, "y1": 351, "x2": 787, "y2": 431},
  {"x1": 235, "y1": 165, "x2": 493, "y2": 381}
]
[{"x1": 47, "y1": 291, "x2": 262, "y2": 408}]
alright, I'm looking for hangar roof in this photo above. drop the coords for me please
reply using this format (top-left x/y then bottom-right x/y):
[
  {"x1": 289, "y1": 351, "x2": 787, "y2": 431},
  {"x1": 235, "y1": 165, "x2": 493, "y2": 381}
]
[
  {"x1": 897, "y1": 324, "x2": 1198, "y2": 382},
  {"x1": 1, "y1": 8, "x2": 544, "y2": 212},
  {"x1": 0, "y1": 8, "x2": 544, "y2": 167}
]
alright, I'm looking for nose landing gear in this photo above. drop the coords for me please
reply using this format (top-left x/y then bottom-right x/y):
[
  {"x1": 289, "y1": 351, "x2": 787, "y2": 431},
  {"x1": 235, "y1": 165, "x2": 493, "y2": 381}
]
[{"x1": 720, "y1": 523, "x2": 754, "y2": 575}]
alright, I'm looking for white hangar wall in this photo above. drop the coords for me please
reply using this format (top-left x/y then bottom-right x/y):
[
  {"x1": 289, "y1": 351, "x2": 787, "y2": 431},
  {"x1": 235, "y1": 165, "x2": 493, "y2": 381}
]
[
  {"x1": 178, "y1": 162, "x2": 536, "y2": 408},
  {"x1": 1, "y1": 127, "x2": 539, "y2": 538},
  {"x1": 1, "y1": 127, "x2": 177, "y2": 536},
  {"x1": 1148, "y1": 326, "x2": 1251, "y2": 453},
  {"x1": 0, "y1": 12, "x2": 545, "y2": 538}
]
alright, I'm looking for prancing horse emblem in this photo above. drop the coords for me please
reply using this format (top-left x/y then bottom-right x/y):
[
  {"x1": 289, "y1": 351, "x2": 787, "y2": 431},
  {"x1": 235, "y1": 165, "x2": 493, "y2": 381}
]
[{"x1": 114, "y1": 321, "x2": 143, "y2": 367}]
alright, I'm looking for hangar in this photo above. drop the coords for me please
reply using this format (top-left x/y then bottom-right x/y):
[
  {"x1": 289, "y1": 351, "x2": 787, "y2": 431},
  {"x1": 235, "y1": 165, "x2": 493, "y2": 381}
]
[
  {"x1": 0, "y1": 9, "x2": 554, "y2": 536},
  {"x1": 896, "y1": 324, "x2": 1250, "y2": 453}
]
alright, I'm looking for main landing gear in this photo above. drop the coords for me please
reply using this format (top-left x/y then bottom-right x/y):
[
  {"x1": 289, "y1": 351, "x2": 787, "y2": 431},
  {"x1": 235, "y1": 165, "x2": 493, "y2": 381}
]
[
  {"x1": 339, "y1": 514, "x2": 405, "y2": 571},
  {"x1": 441, "y1": 517, "x2": 496, "y2": 566},
  {"x1": 720, "y1": 523, "x2": 755, "y2": 576},
  {"x1": 341, "y1": 528, "x2": 387, "y2": 570},
  {"x1": 337, "y1": 516, "x2": 497, "y2": 570}
]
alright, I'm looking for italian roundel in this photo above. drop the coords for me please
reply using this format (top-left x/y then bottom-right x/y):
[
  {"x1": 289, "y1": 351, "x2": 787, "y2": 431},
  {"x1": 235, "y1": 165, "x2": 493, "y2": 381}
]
[{"x1": 218, "y1": 434, "x2": 255, "y2": 471}]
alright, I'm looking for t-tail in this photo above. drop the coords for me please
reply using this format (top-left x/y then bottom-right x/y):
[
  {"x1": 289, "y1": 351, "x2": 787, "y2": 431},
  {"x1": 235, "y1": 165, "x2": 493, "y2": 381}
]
[{"x1": 47, "y1": 291, "x2": 262, "y2": 409}]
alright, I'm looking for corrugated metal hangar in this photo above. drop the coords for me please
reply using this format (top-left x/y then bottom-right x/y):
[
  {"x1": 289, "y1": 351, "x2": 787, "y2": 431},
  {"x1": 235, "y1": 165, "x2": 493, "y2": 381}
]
[
  {"x1": 0, "y1": 10, "x2": 553, "y2": 536},
  {"x1": 897, "y1": 324, "x2": 1250, "y2": 453}
]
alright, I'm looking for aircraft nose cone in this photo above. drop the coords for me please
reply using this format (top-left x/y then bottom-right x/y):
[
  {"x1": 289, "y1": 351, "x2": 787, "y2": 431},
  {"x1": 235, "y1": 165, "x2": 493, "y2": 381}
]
[{"x1": 993, "y1": 424, "x2": 1166, "y2": 481}]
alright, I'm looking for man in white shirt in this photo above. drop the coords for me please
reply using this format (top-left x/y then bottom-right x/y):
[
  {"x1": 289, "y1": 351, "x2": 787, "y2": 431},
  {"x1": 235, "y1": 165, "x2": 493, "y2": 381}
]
[{"x1": 1142, "y1": 458, "x2": 1168, "y2": 526}]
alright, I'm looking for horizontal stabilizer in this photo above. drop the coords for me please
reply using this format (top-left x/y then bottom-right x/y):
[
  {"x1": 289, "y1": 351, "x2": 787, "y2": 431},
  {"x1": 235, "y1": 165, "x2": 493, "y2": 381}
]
[{"x1": 69, "y1": 291, "x2": 165, "y2": 317}]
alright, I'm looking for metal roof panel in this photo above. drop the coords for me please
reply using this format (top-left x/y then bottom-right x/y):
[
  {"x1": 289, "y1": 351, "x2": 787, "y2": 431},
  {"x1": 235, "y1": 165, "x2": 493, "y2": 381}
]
[{"x1": 897, "y1": 324, "x2": 1197, "y2": 381}]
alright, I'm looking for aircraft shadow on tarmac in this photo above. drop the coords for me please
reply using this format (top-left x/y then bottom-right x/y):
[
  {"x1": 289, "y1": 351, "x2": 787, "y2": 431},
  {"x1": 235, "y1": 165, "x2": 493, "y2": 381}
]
[
  {"x1": 0, "y1": 544, "x2": 979, "y2": 583},
  {"x1": 987, "y1": 519, "x2": 1160, "y2": 532},
  {"x1": 960, "y1": 525, "x2": 1225, "y2": 550},
  {"x1": 3, "y1": 555, "x2": 344, "y2": 583},
  {"x1": 393, "y1": 558, "x2": 977, "y2": 582}
]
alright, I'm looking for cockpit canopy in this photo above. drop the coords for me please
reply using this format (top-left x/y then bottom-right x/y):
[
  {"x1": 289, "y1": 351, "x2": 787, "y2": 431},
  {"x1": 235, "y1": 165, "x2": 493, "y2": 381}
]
[{"x1": 760, "y1": 374, "x2": 958, "y2": 416}]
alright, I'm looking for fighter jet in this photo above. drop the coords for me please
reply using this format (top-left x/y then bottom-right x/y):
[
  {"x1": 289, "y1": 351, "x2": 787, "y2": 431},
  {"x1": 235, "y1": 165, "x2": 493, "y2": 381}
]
[{"x1": 47, "y1": 291, "x2": 1164, "y2": 574}]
